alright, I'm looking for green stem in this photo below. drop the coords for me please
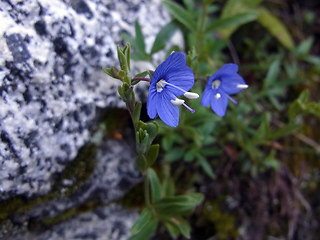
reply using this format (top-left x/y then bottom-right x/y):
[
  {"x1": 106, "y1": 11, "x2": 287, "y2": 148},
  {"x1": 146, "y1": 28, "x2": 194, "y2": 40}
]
[
  {"x1": 124, "y1": 84, "x2": 151, "y2": 208},
  {"x1": 144, "y1": 169, "x2": 151, "y2": 207}
]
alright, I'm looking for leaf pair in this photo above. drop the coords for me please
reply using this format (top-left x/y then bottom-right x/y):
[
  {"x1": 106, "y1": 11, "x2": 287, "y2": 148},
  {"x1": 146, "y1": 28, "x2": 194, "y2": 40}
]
[{"x1": 130, "y1": 169, "x2": 204, "y2": 239}]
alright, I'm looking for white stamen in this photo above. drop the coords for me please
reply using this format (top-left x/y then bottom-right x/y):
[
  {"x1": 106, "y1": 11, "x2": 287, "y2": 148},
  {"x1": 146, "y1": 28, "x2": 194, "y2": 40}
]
[
  {"x1": 214, "y1": 93, "x2": 221, "y2": 99},
  {"x1": 212, "y1": 80, "x2": 221, "y2": 89},
  {"x1": 171, "y1": 98, "x2": 185, "y2": 106},
  {"x1": 237, "y1": 84, "x2": 248, "y2": 89},
  {"x1": 157, "y1": 80, "x2": 166, "y2": 92},
  {"x1": 184, "y1": 92, "x2": 199, "y2": 99}
]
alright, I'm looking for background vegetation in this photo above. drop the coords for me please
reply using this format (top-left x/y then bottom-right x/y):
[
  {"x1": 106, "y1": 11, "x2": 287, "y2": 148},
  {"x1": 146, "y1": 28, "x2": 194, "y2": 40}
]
[{"x1": 123, "y1": 0, "x2": 320, "y2": 239}]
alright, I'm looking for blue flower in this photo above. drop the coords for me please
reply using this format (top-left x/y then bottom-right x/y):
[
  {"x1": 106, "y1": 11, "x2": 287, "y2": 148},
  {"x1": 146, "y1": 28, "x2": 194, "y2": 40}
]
[
  {"x1": 201, "y1": 63, "x2": 248, "y2": 117},
  {"x1": 147, "y1": 52, "x2": 199, "y2": 127}
]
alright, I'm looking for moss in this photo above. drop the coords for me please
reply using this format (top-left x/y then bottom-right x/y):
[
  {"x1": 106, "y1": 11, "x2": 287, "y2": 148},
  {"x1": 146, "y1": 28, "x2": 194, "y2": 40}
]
[
  {"x1": 40, "y1": 201, "x2": 97, "y2": 226},
  {"x1": 51, "y1": 143, "x2": 97, "y2": 196},
  {"x1": 201, "y1": 199, "x2": 238, "y2": 239},
  {"x1": 118, "y1": 181, "x2": 144, "y2": 210}
]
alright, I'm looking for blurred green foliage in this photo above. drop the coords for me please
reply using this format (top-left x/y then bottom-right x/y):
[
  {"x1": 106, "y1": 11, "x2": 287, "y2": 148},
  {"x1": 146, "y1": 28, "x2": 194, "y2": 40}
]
[{"x1": 121, "y1": 0, "x2": 320, "y2": 239}]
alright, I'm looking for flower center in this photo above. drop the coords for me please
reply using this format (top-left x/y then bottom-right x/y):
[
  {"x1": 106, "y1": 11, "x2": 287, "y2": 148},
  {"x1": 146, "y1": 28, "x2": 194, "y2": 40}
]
[
  {"x1": 157, "y1": 80, "x2": 166, "y2": 92},
  {"x1": 212, "y1": 80, "x2": 221, "y2": 89}
]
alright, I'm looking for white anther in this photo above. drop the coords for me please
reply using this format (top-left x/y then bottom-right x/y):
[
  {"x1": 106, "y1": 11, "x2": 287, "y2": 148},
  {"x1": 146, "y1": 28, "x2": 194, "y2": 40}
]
[
  {"x1": 214, "y1": 93, "x2": 221, "y2": 99},
  {"x1": 171, "y1": 98, "x2": 185, "y2": 106},
  {"x1": 237, "y1": 84, "x2": 248, "y2": 89},
  {"x1": 157, "y1": 80, "x2": 166, "y2": 92},
  {"x1": 212, "y1": 80, "x2": 221, "y2": 89},
  {"x1": 184, "y1": 92, "x2": 199, "y2": 99}
]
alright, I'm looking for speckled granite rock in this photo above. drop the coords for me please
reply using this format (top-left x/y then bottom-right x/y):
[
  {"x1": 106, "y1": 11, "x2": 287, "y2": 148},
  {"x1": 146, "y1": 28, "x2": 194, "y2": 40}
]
[
  {"x1": 14, "y1": 204, "x2": 139, "y2": 240},
  {"x1": 0, "y1": 136, "x2": 141, "y2": 240},
  {"x1": 23, "y1": 137, "x2": 141, "y2": 221},
  {"x1": 0, "y1": 0, "x2": 171, "y2": 201}
]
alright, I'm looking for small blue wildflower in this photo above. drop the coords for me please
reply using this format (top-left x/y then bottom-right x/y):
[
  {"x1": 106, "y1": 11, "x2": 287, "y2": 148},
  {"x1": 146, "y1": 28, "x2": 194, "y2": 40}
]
[
  {"x1": 147, "y1": 52, "x2": 199, "y2": 127},
  {"x1": 201, "y1": 63, "x2": 248, "y2": 117}
]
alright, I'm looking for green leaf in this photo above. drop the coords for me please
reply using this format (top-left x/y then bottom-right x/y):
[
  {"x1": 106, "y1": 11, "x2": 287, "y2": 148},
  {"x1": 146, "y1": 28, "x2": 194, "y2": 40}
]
[
  {"x1": 206, "y1": 12, "x2": 258, "y2": 33},
  {"x1": 295, "y1": 37, "x2": 313, "y2": 56},
  {"x1": 134, "y1": 71, "x2": 149, "y2": 78},
  {"x1": 148, "y1": 168, "x2": 162, "y2": 203},
  {"x1": 218, "y1": 0, "x2": 260, "y2": 38},
  {"x1": 200, "y1": 148, "x2": 222, "y2": 156},
  {"x1": 164, "y1": 147, "x2": 184, "y2": 162},
  {"x1": 122, "y1": 33, "x2": 139, "y2": 53},
  {"x1": 264, "y1": 59, "x2": 281, "y2": 89},
  {"x1": 254, "y1": 113, "x2": 271, "y2": 141},
  {"x1": 123, "y1": 76, "x2": 131, "y2": 85},
  {"x1": 133, "y1": 102, "x2": 142, "y2": 126},
  {"x1": 184, "y1": 150, "x2": 195, "y2": 162},
  {"x1": 145, "y1": 123, "x2": 158, "y2": 146},
  {"x1": 161, "y1": 135, "x2": 173, "y2": 151},
  {"x1": 207, "y1": 4, "x2": 219, "y2": 14},
  {"x1": 170, "y1": 216, "x2": 191, "y2": 239},
  {"x1": 146, "y1": 144, "x2": 160, "y2": 167},
  {"x1": 266, "y1": 124, "x2": 301, "y2": 140},
  {"x1": 123, "y1": 43, "x2": 131, "y2": 71},
  {"x1": 118, "y1": 70, "x2": 126, "y2": 79},
  {"x1": 134, "y1": 20, "x2": 146, "y2": 55},
  {"x1": 117, "y1": 45, "x2": 129, "y2": 73},
  {"x1": 137, "y1": 129, "x2": 149, "y2": 154},
  {"x1": 164, "y1": 221, "x2": 180, "y2": 239},
  {"x1": 162, "y1": 0, "x2": 196, "y2": 31},
  {"x1": 268, "y1": 95, "x2": 283, "y2": 111},
  {"x1": 197, "y1": 154, "x2": 215, "y2": 179},
  {"x1": 182, "y1": 0, "x2": 194, "y2": 11},
  {"x1": 161, "y1": 178, "x2": 175, "y2": 197},
  {"x1": 151, "y1": 22, "x2": 178, "y2": 54},
  {"x1": 117, "y1": 85, "x2": 125, "y2": 100},
  {"x1": 137, "y1": 121, "x2": 159, "y2": 148},
  {"x1": 136, "y1": 154, "x2": 147, "y2": 173},
  {"x1": 263, "y1": 150, "x2": 280, "y2": 170},
  {"x1": 147, "y1": 70, "x2": 154, "y2": 78},
  {"x1": 131, "y1": 208, "x2": 152, "y2": 235},
  {"x1": 129, "y1": 215, "x2": 158, "y2": 240},
  {"x1": 102, "y1": 66, "x2": 120, "y2": 80},
  {"x1": 297, "y1": 89, "x2": 309, "y2": 102},
  {"x1": 305, "y1": 55, "x2": 320, "y2": 66},
  {"x1": 163, "y1": 216, "x2": 191, "y2": 239},
  {"x1": 223, "y1": 0, "x2": 262, "y2": 11},
  {"x1": 257, "y1": 7, "x2": 294, "y2": 49},
  {"x1": 153, "y1": 193, "x2": 204, "y2": 215}
]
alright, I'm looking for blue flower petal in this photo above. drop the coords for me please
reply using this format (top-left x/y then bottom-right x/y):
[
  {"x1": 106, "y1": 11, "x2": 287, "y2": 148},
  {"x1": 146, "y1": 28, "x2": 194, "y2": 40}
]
[
  {"x1": 216, "y1": 63, "x2": 239, "y2": 76},
  {"x1": 147, "y1": 84, "x2": 158, "y2": 119},
  {"x1": 201, "y1": 86, "x2": 213, "y2": 107},
  {"x1": 220, "y1": 75, "x2": 247, "y2": 95},
  {"x1": 207, "y1": 63, "x2": 239, "y2": 84},
  {"x1": 210, "y1": 91, "x2": 228, "y2": 117},
  {"x1": 165, "y1": 67, "x2": 194, "y2": 96},
  {"x1": 157, "y1": 91, "x2": 179, "y2": 127},
  {"x1": 151, "y1": 52, "x2": 187, "y2": 85}
]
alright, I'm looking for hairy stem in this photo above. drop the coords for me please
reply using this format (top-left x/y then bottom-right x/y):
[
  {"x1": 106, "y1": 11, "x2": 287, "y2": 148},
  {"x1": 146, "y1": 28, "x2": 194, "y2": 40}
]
[{"x1": 123, "y1": 82, "x2": 152, "y2": 208}]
